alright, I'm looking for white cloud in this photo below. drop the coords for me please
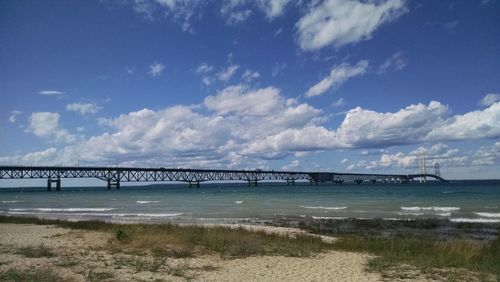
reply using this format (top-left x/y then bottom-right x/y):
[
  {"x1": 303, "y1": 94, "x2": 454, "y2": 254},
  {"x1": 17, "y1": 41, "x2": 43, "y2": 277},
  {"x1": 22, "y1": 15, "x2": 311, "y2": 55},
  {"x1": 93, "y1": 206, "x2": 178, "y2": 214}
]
[
  {"x1": 196, "y1": 63, "x2": 214, "y2": 74},
  {"x1": 204, "y1": 84, "x2": 282, "y2": 116},
  {"x1": 27, "y1": 112, "x2": 76, "y2": 144},
  {"x1": 66, "y1": 102, "x2": 103, "y2": 115},
  {"x1": 8, "y1": 110, "x2": 21, "y2": 123},
  {"x1": 4, "y1": 87, "x2": 500, "y2": 169},
  {"x1": 426, "y1": 102, "x2": 500, "y2": 141},
  {"x1": 217, "y1": 64, "x2": 239, "y2": 81},
  {"x1": 296, "y1": 0, "x2": 408, "y2": 50},
  {"x1": 133, "y1": 0, "x2": 201, "y2": 32},
  {"x1": 38, "y1": 90, "x2": 65, "y2": 96},
  {"x1": 332, "y1": 97, "x2": 345, "y2": 107},
  {"x1": 257, "y1": 0, "x2": 291, "y2": 19},
  {"x1": 479, "y1": 93, "x2": 500, "y2": 107},
  {"x1": 241, "y1": 69, "x2": 261, "y2": 82},
  {"x1": 472, "y1": 142, "x2": 500, "y2": 166},
  {"x1": 305, "y1": 60, "x2": 368, "y2": 97},
  {"x1": 282, "y1": 159, "x2": 300, "y2": 170},
  {"x1": 378, "y1": 51, "x2": 408, "y2": 73},
  {"x1": 149, "y1": 62, "x2": 165, "y2": 77}
]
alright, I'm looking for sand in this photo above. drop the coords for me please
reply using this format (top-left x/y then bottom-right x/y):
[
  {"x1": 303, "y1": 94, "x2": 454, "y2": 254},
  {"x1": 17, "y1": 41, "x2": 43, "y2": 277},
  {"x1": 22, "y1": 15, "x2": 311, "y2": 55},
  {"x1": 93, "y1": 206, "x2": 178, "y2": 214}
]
[{"x1": 0, "y1": 223, "x2": 382, "y2": 281}]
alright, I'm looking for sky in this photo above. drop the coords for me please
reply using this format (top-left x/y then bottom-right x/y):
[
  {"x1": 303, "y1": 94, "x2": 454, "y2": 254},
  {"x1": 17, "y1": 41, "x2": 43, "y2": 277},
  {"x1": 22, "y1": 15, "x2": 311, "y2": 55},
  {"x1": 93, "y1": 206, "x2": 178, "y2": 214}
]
[{"x1": 1, "y1": 0, "x2": 500, "y2": 182}]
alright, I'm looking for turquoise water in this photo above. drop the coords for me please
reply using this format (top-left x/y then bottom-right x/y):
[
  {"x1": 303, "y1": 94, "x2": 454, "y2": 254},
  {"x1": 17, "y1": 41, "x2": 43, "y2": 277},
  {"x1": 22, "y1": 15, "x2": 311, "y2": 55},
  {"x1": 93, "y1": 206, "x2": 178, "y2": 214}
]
[{"x1": 1, "y1": 181, "x2": 499, "y2": 223}]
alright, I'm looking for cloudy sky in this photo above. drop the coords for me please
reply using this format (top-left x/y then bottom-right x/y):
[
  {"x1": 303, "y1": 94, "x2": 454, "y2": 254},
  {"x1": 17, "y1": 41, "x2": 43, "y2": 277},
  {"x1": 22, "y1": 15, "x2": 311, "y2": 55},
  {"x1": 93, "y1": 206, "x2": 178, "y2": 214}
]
[{"x1": 1, "y1": 0, "x2": 499, "y2": 180}]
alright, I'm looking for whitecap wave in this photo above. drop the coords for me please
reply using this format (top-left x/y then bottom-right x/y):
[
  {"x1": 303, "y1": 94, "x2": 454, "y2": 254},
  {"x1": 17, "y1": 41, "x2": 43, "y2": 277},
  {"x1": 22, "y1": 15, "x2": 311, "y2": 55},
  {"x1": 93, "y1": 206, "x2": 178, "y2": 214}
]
[
  {"x1": 300, "y1": 206, "x2": 347, "y2": 210},
  {"x1": 474, "y1": 212, "x2": 500, "y2": 218},
  {"x1": 6, "y1": 211, "x2": 182, "y2": 218},
  {"x1": 397, "y1": 212, "x2": 425, "y2": 216},
  {"x1": 401, "y1": 206, "x2": 460, "y2": 212},
  {"x1": 1, "y1": 200, "x2": 23, "y2": 203},
  {"x1": 436, "y1": 212, "x2": 451, "y2": 217},
  {"x1": 113, "y1": 213, "x2": 183, "y2": 217},
  {"x1": 235, "y1": 201, "x2": 243, "y2": 204},
  {"x1": 450, "y1": 218, "x2": 500, "y2": 223},
  {"x1": 9, "y1": 208, "x2": 115, "y2": 212},
  {"x1": 136, "y1": 201, "x2": 160, "y2": 204},
  {"x1": 311, "y1": 216, "x2": 347, "y2": 220}
]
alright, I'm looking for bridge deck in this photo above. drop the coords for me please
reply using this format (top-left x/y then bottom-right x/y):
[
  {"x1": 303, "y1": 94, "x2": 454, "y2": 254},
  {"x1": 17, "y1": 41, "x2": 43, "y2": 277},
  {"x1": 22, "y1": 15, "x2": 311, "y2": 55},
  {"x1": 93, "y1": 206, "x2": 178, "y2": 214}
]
[{"x1": 0, "y1": 166, "x2": 446, "y2": 190}]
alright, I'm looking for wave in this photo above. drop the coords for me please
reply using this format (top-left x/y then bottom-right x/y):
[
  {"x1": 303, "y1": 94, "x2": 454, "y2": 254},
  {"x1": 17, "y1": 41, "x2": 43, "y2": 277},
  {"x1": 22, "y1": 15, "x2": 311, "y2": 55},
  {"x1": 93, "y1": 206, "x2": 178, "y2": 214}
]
[
  {"x1": 311, "y1": 216, "x2": 347, "y2": 220},
  {"x1": 474, "y1": 212, "x2": 500, "y2": 218},
  {"x1": 397, "y1": 212, "x2": 424, "y2": 216},
  {"x1": 9, "y1": 208, "x2": 115, "y2": 212},
  {"x1": 1, "y1": 200, "x2": 23, "y2": 203},
  {"x1": 400, "y1": 206, "x2": 460, "y2": 212},
  {"x1": 301, "y1": 206, "x2": 347, "y2": 210},
  {"x1": 450, "y1": 218, "x2": 500, "y2": 223},
  {"x1": 235, "y1": 201, "x2": 244, "y2": 204},
  {"x1": 6, "y1": 211, "x2": 183, "y2": 218},
  {"x1": 136, "y1": 201, "x2": 160, "y2": 204}
]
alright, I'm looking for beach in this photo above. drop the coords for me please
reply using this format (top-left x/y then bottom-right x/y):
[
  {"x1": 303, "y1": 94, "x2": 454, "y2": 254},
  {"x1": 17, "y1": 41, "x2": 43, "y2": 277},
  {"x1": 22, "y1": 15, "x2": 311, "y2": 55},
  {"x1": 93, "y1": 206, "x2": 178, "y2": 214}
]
[{"x1": 0, "y1": 222, "x2": 380, "y2": 282}]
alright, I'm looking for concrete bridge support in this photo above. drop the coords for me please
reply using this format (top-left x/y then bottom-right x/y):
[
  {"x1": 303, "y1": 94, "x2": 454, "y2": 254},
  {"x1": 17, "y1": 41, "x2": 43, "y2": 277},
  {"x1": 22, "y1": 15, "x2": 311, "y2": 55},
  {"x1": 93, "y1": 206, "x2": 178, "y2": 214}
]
[
  {"x1": 355, "y1": 179, "x2": 363, "y2": 185},
  {"x1": 286, "y1": 179, "x2": 295, "y2": 186},
  {"x1": 248, "y1": 180, "x2": 258, "y2": 187},
  {"x1": 371, "y1": 179, "x2": 377, "y2": 184},
  {"x1": 47, "y1": 178, "x2": 61, "y2": 191},
  {"x1": 107, "y1": 180, "x2": 120, "y2": 190},
  {"x1": 188, "y1": 181, "x2": 200, "y2": 188}
]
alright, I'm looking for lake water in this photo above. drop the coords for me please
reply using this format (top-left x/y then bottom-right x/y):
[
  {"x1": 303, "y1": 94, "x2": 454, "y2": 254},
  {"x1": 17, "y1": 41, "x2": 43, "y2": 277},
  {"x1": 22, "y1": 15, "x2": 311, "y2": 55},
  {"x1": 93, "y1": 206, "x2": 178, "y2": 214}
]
[{"x1": 1, "y1": 181, "x2": 500, "y2": 224}]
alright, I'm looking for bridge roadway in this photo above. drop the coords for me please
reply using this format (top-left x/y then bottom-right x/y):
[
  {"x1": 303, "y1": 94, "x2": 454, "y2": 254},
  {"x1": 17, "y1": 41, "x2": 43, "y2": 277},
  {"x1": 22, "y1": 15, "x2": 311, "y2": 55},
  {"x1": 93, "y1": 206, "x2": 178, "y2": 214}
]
[{"x1": 0, "y1": 166, "x2": 447, "y2": 191}]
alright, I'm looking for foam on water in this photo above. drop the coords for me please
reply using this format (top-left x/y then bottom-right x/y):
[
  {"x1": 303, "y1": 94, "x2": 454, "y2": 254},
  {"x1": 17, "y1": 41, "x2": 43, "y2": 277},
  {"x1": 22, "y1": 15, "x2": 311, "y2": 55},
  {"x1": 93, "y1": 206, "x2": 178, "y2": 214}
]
[
  {"x1": 6, "y1": 211, "x2": 183, "y2": 218},
  {"x1": 474, "y1": 212, "x2": 500, "y2": 218},
  {"x1": 401, "y1": 206, "x2": 460, "y2": 212},
  {"x1": 1, "y1": 201, "x2": 23, "y2": 203},
  {"x1": 311, "y1": 216, "x2": 347, "y2": 220},
  {"x1": 136, "y1": 201, "x2": 160, "y2": 204},
  {"x1": 235, "y1": 201, "x2": 243, "y2": 204},
  {"x1": 450, "y1": 218, "x2": 500, "y2": 223},
  {"x1": 9, "y1": 208, "x2": 116, "y2": 212},
  {"x1": 300, "y1": 206, "x2": 347, "y2": 210}
]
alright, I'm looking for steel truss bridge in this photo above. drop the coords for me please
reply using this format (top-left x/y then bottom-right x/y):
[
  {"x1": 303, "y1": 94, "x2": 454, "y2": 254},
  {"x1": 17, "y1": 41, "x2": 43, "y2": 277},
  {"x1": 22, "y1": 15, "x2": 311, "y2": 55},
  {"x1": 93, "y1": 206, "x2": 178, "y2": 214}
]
[{"x1": 0, "y1": 166, "x2": 447, "y2": 191}]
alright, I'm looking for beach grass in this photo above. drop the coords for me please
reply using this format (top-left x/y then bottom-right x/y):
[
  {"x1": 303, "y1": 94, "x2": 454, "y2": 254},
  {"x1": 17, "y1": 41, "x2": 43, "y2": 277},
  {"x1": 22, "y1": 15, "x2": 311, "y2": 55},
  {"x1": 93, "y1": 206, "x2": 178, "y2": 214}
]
[
  {"x1": 333, "y1": 235, "x2": 500, "y2": 281},
  {"x1": 0, "y1": 267, "x2": 62, "y2": 282},
  {"x1": 16, "y1": 244, "x2": 55, "y2": 258},
  {"x1": 0, "y1": 215, "x2": 332, "y2": 258}
]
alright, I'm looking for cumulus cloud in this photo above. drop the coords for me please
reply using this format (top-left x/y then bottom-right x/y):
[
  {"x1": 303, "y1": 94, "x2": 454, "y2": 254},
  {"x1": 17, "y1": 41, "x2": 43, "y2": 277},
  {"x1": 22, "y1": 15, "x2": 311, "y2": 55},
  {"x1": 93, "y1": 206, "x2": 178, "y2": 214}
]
[
  {"x1": 332, "y1": 98, "x2": 345, "y2": 107},
  {"x1": 38, "y1": 90, "x2": 65, "y2": 96},
  {"x1": 479, "y1": 93, "x2": 500, "y2": 107},
  {"x1": 3, "y1": 87, "x2": 500, "y2": 168},
  {"x1": 296, "y1": 0, "x2": 408, "y2": 50},
  {"x1": 149, "y1": 62, "x2": 165, "y2": 77},
  {"x1": 27, "y1": 112, "x2": 76, "y2": 143},
  {"x1": 305, "y1": 60, "x2": 368, "y2": 97},
  {"x1": 8, "y1": 111, "x2": 21, "y2": 123},
  {"x1": 66, "y1": 102, "x2": 103, "y2": 115},
  {"x1": 378, "y1": 51, "x2": 408, "y2": 73}
]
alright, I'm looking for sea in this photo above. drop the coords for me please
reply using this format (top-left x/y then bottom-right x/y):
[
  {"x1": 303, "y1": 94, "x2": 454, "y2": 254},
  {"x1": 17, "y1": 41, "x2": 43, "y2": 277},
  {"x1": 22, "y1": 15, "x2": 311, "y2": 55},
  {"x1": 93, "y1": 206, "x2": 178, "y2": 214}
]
[{"x1": 1, "y1": 180, "x2": 500, "y2": 224}]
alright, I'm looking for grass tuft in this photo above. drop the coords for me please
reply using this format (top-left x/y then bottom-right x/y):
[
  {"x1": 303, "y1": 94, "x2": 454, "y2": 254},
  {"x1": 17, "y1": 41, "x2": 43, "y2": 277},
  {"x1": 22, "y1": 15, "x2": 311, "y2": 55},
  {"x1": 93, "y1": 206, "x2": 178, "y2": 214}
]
[
  {"x1": 16, "y1": 244, "x2": 55, "y2": 258},
  {"x1": 0, "y1": 267, "x2": 61, "y2": 282}
]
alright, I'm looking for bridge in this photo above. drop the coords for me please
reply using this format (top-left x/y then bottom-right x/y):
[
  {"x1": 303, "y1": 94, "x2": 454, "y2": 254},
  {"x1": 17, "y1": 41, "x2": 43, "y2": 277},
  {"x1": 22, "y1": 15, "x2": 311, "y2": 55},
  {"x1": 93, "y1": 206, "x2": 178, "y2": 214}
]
[{"x1": 0, "y1": 166, "x2": 447, "y2": 191}]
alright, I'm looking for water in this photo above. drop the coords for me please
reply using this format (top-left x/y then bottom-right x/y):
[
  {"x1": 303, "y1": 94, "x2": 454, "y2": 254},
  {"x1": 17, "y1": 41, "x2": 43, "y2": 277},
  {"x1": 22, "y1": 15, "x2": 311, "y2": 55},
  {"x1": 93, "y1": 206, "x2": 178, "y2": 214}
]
[{"x1": 1, "y1": 181, "x2": 500, "y2": 224}]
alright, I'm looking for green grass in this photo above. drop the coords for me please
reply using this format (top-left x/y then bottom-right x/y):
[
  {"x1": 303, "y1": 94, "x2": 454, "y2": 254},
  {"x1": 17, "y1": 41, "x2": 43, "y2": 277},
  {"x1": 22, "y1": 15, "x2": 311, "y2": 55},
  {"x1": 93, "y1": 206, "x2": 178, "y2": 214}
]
[
  {"x1": 0, "y1": 215, "x2": 333, "y2": 258},
  {"x1": 16, "y1": 244, "x2": 55, "y2": 258},
  {"x1": 0, "y1": 268, "x2": 61, "y2": 282},
  {"x1": 333, "y1": 235, "x2": 500, "y2": 281}
]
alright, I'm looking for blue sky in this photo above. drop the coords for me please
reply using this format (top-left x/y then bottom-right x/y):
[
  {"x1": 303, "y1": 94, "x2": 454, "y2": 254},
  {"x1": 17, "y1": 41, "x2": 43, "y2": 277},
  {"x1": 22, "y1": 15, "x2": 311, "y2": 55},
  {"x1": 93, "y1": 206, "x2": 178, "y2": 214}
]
[{"x1": 1, "y1": 0, "x2": 500, "y2": 181}]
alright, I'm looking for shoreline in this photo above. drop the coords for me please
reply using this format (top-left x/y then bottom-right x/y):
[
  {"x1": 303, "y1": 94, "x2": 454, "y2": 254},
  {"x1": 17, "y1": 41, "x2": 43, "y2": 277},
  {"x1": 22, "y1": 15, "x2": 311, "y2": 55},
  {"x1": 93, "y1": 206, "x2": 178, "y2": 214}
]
[{"x1": 0, "y1": 215, "x2": 499, "y2": 281}]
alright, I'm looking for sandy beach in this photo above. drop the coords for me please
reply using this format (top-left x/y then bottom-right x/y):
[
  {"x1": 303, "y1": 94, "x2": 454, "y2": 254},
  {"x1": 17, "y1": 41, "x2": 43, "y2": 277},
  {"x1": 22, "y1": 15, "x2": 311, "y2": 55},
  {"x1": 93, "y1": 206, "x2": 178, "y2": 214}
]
[{"x1": 0, "y1": 223, "x2": 381, "y2": 282}]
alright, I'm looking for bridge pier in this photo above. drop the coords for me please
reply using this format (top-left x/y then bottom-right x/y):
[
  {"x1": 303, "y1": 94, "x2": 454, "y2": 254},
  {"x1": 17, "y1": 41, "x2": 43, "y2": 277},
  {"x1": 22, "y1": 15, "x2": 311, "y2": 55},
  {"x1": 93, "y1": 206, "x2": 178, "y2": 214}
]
[
  {"x1": 107, "y1": 180, "x2": 120, "y2": 190},
  {"x1": 286, "y1": 179, "x2": 295, "y2": 186},
  {"x1": 371, "y1": 179, "x2": 377, "y2": 184},
  {"x1": 248, "y1": 180, "x2": 258, "y2": 187},
  {"x1": 355, "y1": 179, "x2": 363, "y2": 185},
  {"x1": 188, "y1": 181, "x2": 200, "y2": 188},
  {"x1": 47, "y1": 178, "x2": 61, "y2": 192}
]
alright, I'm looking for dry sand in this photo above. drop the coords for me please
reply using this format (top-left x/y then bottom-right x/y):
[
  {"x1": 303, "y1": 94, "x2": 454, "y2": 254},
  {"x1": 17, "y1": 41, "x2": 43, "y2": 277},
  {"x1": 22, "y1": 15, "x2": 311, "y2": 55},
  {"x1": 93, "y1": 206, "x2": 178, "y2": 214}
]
[{"x1": 0, "y1": 223, "x2": 383, "y2": 281}]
